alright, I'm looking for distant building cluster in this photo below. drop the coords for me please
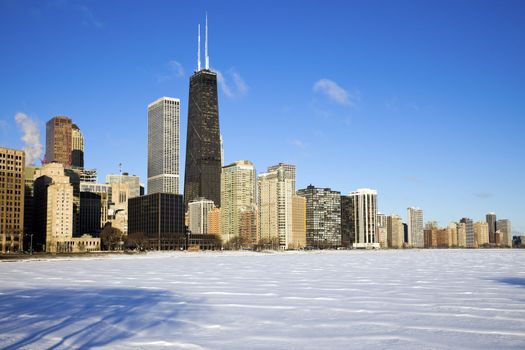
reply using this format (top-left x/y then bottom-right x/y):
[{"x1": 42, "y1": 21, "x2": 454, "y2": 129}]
[{"x1": 1, "y1": 17, "x2": 520, "y2": 254}]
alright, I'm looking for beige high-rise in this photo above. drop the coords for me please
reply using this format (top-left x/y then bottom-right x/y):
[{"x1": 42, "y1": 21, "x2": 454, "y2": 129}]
[
  {"x1": 0, "y1": 147, "x2": 25, "y2": 253},
  {"x1": 473, "y1": 221, "x2": 489, "y2": 247},
  {"x1": 456, "y1": 222, "x2": 467, "y2": 247},
  {"x1": 207, "y1": 207, "x2": 221, "y2": 235},
  {"x1": 290, "y1": 195, "x2": 306, "y2": 249},
  {"x1": 38, "y1": 163, "x2": 74, "y2": 253},
  {"x1": 258, "y1": 164, "x2": 295, "y2": 249},
  {"x1": 387, "y1": 215, "x2": 404, "y2": 248},
  {"x1": 447, "y1": 223, "x2": 458, "y2": 247},
  {"x1": 220, "y1": 160, "x2": 256, "y2": 244}
]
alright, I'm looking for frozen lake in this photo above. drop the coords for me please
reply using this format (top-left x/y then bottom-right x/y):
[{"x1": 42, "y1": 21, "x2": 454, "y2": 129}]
[{"x1": 0, "y1": 250, "x2": 524, "y2": 349}]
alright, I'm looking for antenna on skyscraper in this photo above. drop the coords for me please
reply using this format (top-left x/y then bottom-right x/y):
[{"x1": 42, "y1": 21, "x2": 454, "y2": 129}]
[
  {"x1": 197, "y1": 24, "x2": 201, "y2": 71},
  {"x1": 205, "y1": 12, "x2": 209, "y2": 70}
]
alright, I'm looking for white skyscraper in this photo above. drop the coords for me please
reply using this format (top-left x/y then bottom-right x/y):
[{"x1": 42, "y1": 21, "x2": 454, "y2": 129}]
[
  {"x1": 188, "y1": 198, "x2": 216, "y2": 235},
  {"x1": 147, "y1": 97, "x2": 180, "y2": 195},
  {"x1": 407, "y1": 207, "x2": 424, "y2": 248},
  {"x1": 349, "y1": 188, "x2": 379, "y2": 249}
]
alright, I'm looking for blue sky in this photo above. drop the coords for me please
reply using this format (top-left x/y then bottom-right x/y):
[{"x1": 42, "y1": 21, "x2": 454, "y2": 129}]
[{"x1": 1, "y1": 0, "x2": 524, "y2": 232}]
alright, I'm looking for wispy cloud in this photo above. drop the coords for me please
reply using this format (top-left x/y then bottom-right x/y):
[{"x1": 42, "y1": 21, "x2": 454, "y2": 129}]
[
  {"x1": 474, "y1": 192, "x2": 494, "y2": 199},
  {"x1": 168, "y1": 60, "x2": 185, "y2": 78},
  {"x1": 313, "y1": 79, "x2": 354, "y2": 106},
  {"x1": 158, "y1": 60, "x2": 185, "y2": 82},
  {"x1": 0, "y1": 119, "x2": 8, "y2": 132},
  {"x1": 232, "y1": 72, "x2": 248, "y2": 94},
  {"x1": 290, "y1": 139, "x2": 306, "y2": 149},
  {"x1": 14, "y1": 112, "x2": 43, "y2": 166},
  {"x1": 216, "y1": 70, "x2": 234, "y2": 97},
  {"x1": 216, "y1": 69, "x2": 248, "y2": 98},
  {"x1": 79, "y1": 5, "x2": 102, "y2": 28}
]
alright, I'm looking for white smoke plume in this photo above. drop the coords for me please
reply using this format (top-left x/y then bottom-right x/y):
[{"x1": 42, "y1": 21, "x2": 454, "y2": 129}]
[{"x1": 14, "y1": 112, "x2": 43, "y2": 166}]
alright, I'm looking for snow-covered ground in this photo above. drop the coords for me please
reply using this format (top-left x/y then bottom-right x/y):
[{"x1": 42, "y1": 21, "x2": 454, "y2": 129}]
[{"x1": 0, "y1": 250, "x2": 524, "y2": 349}]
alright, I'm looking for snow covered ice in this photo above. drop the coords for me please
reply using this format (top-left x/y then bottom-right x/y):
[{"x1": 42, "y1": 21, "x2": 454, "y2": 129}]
[{"x1": 0, "y1": 249, "x2": 524, "y2": 349}]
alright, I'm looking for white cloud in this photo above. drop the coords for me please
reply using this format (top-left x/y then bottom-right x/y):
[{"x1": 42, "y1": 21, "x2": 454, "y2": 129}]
[
  {"x1": 313, "y1": 79, "x2": 352, "y2": 106},
  {"x1": 216, "y1": 70, "x2": 234, "y2": 97},
  {"x1": 290, "y1": 139, "x2": 306, "y2": 149},
  {"x1": 14, "y1": 112, "x2": 43, "y2": 166},
  {"x1": 232, "y1": 72, "x2": 248, "y2": 94},
  {"x1": 0, "y1": 119, "x2": 8, "y2": 132},
  {"x1": 79, "y1": 5, "x2": 102, "y2": 28},
  {"x1": 216, "y1": 69, "x2": 248, "y2": 98},
  {"x1": 168, "y1": 60, "x2": 185, "y2": 78}
]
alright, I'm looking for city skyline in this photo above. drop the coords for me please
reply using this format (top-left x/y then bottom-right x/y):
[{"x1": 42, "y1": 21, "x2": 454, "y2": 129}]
[{"x1": 1, "y1": 1, "x2": 524, "y2": 231}]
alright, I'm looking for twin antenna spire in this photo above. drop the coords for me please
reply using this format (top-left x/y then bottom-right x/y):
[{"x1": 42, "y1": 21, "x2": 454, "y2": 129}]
[{"x1": 197, "y1": 13, "x2": 209, "y2": 71}]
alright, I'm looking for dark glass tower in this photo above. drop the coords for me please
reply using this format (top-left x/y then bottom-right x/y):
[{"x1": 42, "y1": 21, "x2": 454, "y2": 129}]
[
  {"x1": 183, "y1": 69, "x2": 221, "y2": 210},
  {"x1": 184, "y1": 16, "x2": 221, "y2": 210}
]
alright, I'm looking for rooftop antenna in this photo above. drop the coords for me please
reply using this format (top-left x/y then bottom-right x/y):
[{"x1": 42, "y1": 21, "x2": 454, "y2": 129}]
[
  {"x1": 205, "y1": 12, "x2": 209, "y2": 70},
  {"x1": 197, "y1": 24, "x2": 201, "y2": 71}
]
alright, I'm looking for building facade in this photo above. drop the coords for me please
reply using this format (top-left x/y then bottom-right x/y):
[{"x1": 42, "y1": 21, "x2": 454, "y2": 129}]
[
  {"x1": 188, "y1": 198, "x2": 215, "y2": 234},
  {"x1": 46, "y1": 116, "x2": 73, "y2": 167},
  {"x1": 0, "y1": 147, "x2": 25, "y2": 253},
  {"x1": 376, "y1": 213, "x2": 388, "y2": 248},
  {"x1": 297, "y1": 185, "x2": 341, "y2": 248},
  {"x1": 496, "y1": 219, "x2": 512, "y2": 247},
  {"x1": 290, "y1": 195, "x2": 306, "y2": 249},
  {"x1": 184, "y1": 70, "x2": 221, "y2": 209},
  {"x1": 71, "y1": 124, "x2": 84, "y2": 168},
  {"x1": 387, "y1": 215, "x2": 404, "y2": 248},
  {"x1": 460, "y1": 218, "x2": 475, "y2": 248},
  {"x1": 220, "y1": 160, "x2": 256, "y2": 244},
  {"x1": 348, "y1": 188, "x2": 379, "y2": 248},
  {"x1": 473, "y1": 221, "x2": 489, "y2": 247},
  {"x1": 128, "y1": 193, "x2": 185, "y2": 250},
  {"x1": 486, "y1": 212, "x2": 497, "y2": 244},
  {"x1": 148, "y1": 97, "x2": 180, "y2": 195},
  {"x1": 106, "y1": 173, "x2": 141, "y2": 198},
  {"x1": 258, "y1": 164, "x2": 295, "y2": 249},
  {"x1": 407, "y1": 207, "x2": 424, "y2": 248}
]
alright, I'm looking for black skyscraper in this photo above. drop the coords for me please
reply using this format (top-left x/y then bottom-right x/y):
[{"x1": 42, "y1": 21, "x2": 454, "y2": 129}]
[{"x1": 183, "y1": 17, "x2": 221, "y2": 210}]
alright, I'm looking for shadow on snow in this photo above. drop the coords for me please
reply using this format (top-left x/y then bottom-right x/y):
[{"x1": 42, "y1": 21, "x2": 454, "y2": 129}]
[
  {"x1": 0, "y1": 287, "x2": 203, "y2": 349},
  {"x1": 493, "y1": 277, "x2": 525, "y2": 288}
]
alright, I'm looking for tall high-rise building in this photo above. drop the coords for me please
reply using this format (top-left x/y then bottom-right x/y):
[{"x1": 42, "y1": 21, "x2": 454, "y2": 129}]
[
  {"x1": 258, "y1": 164, "x2": 295, "y2": 249},
  {"x1": 207, "y1": 207, "x2": 221, "y2": 235},
  {"x1": 340, "y1": 195, "x2": 353, "y2": 247},
  {"x1": 184, "y1": 17, "x2": 221, "y2": 209},
  {"x1": 460, "y1": 218, "x2": 474, "y2": 248},
  {"x1": 148, "y1": 97, "x2": 180, "y2": 195},
  {"x1": 290, "y1": 195, "x2": 306, "y2": 249},
  {"x1": 456, "y1": 222, "x2": 467, "y2": 247},
  {"x1": 447, "y1": 222, "x2": 458, "y2": 247},
  {"x1": 387, "y1": 215, "x2": 404, "y2": 248},
  {"x1": 496, "y1": 219, "x2": 512, "y2": 247},
  {"x1": 473, "y1": 221, "x2": 489, "y2": 247},
  {"x1": 220, "y1": 160, "x2": 256, "y2": 243},
  {"x1": 33, "y1": 163, "x2": 74, "y2": 253},
  {"x1": 46, "y1": 116, "x2": 73, "y2": 167},
  {"x1": 188, "y1": 198, "x2": 215, "y2": 234},
  {"x1": 376, "y1": 213, "x2": 388, "y2": 248},
  {"x1": 407, "y1": 207, "x2": 424, "y2": 248},
  {"x1": 0, "y1": 147, "x2": 25, "y2": 253},
  {"x1": 486, "y1": 212, "x2": 497, "y2": 244},
  {"x1": 348, "y1": 188, "x2": 379, "y2": 248},
  {"x1": 71, "y1": 124, "x2": 84, "y2": 168},
  {"x1": 297, "y1": 185, "x2": 341, "y2": 248}
]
